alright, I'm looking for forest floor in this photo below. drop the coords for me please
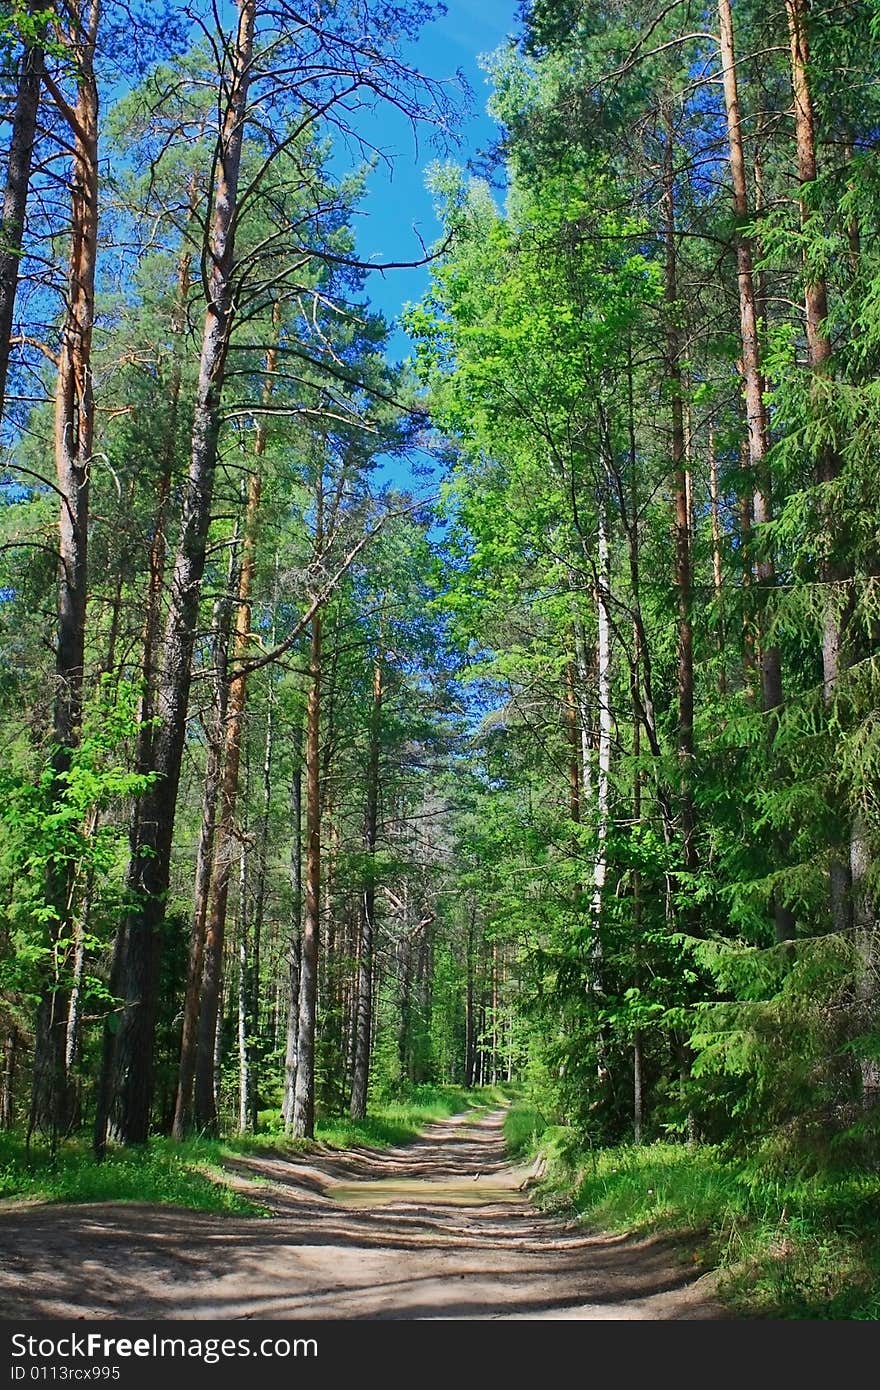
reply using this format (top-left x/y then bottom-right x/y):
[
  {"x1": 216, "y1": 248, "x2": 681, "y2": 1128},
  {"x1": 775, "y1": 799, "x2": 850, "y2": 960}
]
[{"x1": 0, "y1": 1108, "x2": 728, "y2": 1319}]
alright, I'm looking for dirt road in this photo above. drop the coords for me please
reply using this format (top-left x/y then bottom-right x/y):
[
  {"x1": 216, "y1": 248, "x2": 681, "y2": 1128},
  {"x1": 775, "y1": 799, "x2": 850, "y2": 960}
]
[{"x1": 0, "y1": 1108, "x2": 727, "y2": 1319}]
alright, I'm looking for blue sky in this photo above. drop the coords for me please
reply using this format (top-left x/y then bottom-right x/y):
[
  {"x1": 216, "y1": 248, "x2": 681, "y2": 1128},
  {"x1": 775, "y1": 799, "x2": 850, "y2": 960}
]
[{"x1": 348, "y1": 1, "x2": 520, "y2": 359}]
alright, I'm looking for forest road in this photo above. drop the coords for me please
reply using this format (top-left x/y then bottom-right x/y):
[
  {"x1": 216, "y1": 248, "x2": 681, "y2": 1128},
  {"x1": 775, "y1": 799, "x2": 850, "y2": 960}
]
[{"x1": 0, "y1": 1108, "x2": 728, "y2": 1319}]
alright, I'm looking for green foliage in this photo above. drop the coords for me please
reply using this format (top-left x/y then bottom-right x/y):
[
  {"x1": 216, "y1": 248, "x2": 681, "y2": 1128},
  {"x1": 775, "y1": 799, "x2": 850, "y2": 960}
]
[
  {"x1": 0, "y1": 1085, "x2": 492, "y2": 1212},
  {"x1": 527, "y1": 1132, "x2": 880, "y2": 1319},
  {"x1": 0, "y1": 1130, "x2": 264, "y2": 1214},
  {"x1": 503, "y1": 1099, "x2": 547, "y2": 1158},
  {"x1": 0, "y1": 679, "x2": 154, "y2": 1022}
]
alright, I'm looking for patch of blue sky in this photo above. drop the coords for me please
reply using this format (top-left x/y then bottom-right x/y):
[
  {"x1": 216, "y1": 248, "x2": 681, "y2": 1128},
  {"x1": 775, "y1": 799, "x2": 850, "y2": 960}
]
[{"x1": 329, "y1": 2, "x2": 518, "y2": 495}]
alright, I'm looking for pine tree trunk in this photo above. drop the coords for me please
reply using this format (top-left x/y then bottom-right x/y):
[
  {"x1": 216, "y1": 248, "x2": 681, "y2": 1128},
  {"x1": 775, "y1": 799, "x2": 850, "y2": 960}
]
[
  {"x1": 194, "y1": 471, "x2": 261, "y2": 1134},
  {"x1": 719, "y1": 0, "x2": 793, "y2": 942},
  {"x1": 291, "y1": 614, "x2": 322, "y2": 1138},
  {"x1": 0, "y1": 1, "x2": 47, "y2": 417},
  {"x1": 248, "y1": 659, "x2": 274, "y2": 1132},
  {"x1": 851, "y1": 813, "x2": 880, "y2": 1103},
  {"x1": 632, "y1": 617, "x2": 644, "y2": 1143},
  {"x1": 718, "y1": 0, "x2": 781, "y2": 709},
  {"x1": 350, "y1": 660, "x2": 383, "y2": 1120},
  {"x1": 236, "y1": 847, "x2": 250, "y2": 1133},
  {"x1": 0, "y1": 0, "x2": 48, "y2": 421},
  {"x1": 465, "y1": 898, "x2": 476, "y2": 1087},
  {"x1": 708, "y1": 424, "x2": 727, "y2": 694},
  {"x1": 785, "y1": 0, "x2": 851, "y2": 935},
  {"x1": 172, "y1": 578, "x2": 235, "y2": 1139},
  {"x1": 95, "y1": 0, "x2": 257, "y2": 1152},
  {"x1": 134, "y1": 228, "x2": 194, "y2": 782},
  {"x1": 281, "y1": 726, "x2": 303, "y2": 1127},
  {"x1": 663, "y1": 111, "x2": 696, "y2": 882},
  {"x1": 1, "y1": 1032, "x2": 17, "y2": 1130},
  {"x1": 30, "y1": 2, "x2": 100, "y2": 1142}
]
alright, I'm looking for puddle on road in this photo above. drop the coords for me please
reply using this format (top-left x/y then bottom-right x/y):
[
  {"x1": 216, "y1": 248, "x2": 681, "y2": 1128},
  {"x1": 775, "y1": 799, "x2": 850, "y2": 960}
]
[{"x1": 328, "y1": 1177, "x2": 522, "y2": 1208}]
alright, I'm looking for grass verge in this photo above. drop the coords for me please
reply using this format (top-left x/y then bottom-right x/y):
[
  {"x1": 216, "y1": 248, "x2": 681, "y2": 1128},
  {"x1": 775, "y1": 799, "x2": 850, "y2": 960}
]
[
  {"x1": 502, "y1": 1101, "x2": 880, "y2": 1319},
  {"x1": 0, "y1": 1130, "x2": 264, "y2": 1214},
  {"x1": 0, "y1": 1083, "x2": 504, "y2": 1214}
]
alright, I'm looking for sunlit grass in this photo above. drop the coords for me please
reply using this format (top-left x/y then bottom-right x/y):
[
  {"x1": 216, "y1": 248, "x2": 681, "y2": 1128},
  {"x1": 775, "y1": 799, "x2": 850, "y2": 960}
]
[
  {"x1": 502, "y1": 1108, "x2": 880, "y2": 1319},
  {"x1": 0, "y1": 1130, "x2": 265, "y2": 1214},
  {"x1": 0, "y1": 1083, "x2": 508, "y2": 1214}
]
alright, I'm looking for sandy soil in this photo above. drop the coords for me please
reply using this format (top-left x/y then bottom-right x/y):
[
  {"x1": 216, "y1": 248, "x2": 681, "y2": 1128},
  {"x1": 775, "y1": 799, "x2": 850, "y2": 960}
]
[{"x1": 0, "y1": 1108, "x2": 729, "y2": 1320}]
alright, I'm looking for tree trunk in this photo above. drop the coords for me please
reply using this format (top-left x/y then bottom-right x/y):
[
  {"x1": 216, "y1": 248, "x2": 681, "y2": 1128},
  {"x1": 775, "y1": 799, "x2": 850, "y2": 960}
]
[
  {"x1": 290, "y1": 613, "x2": 322, "y2": 1138},
  {"x1": 632, "y1": 597, "x2": 644, "y2": 1143},
  {"x1": 30, "y1": 1, "x2": 100, "y2": 1142},
  {"x1": 95, "y1": 0, "x2": 257, "y2": 1152},
  {"x1": 564, "y1": 658, "x2": 581, "y2": 824},
  {"x1": 248, "y1": 654, "x2": 274, "y2": 1132},
  {"x1": 63, "y1": 861, "x2": 94, "y2": 1131},
  {"x1": 350, "y1": 659, "x2": 383, "y2": 1120},
  {"x1": 573, "y1": 622, "x2": 593, "y2": 805},
  {"x1": 850, "y1": 813, "x2": 879, "y2": 1103},
  {"x1": 785, "y1": 0, "x2": 851, "y2": 936},
  {"x1": 663, "y1": 111, "x2": 696, "y2": 882},
  {"x1": 592, "y1": 506, "x2": 612, "y2": 923},
  {"x1": 281, "y1": 723, "x2": 303, "y2": 1127},
  {"x1": 719, "y1": 0, "x2": 793, "y2": 942},
  {"x1": 134, "y1": 227, "x2": 194, "y2": 780},
  {"x1": 0, "y1": 0, "x2": 48, "y2": 422},
  {"x1": 171, "y1": 576, "x2": 235, "y2": 1139},
  {"x1": 236, "y1": 846, "x2": 250, "y2": 1133},
  {"x1": 707, "y1": 423, "x2": 727, "y2": 694},
  {"x1": 465, "y1": 898, "x2": 476, "y2": 1087},
  {"x1": 718, "y1": 0, "x2": 781, "y2": 710},
  {"x1": 1, "y1": 1032, "x2": 17, "y2": 1130},
  {"x1": 176, "y1": 322, "x2": 274, "y2": 1139},
  {"x1": 194, "y1": 470, "x2": 261, "y2": 1134}
]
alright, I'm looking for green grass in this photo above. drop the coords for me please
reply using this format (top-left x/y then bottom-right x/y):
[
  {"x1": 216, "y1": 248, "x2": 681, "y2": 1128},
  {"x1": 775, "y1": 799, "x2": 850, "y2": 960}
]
[
  {"x1": 311, "y1": 1082, "x2": 495, "y2": 1148},
  {"x1": 0, "y1": 1130, "x2": 266, "y2": 1214},
  {"x1": 503, "y1": 1100, "x2": 549, "y2": 1158},
  {"x1": 0, "y1": 1083, "x2": 505, "y2": 1215},
  {"x1": 501, "y1": 1110, "x2": 880, "y2": 1319}
]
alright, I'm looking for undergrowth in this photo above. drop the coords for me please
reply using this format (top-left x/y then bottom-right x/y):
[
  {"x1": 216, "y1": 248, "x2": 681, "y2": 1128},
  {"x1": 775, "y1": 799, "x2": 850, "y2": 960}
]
[
  {"x1": 502, "y1": 1101, "x2": 880, "y2": 1319},
  {"x1": 0, "y1": 1083, "x2": 502, "y2": 1213}
]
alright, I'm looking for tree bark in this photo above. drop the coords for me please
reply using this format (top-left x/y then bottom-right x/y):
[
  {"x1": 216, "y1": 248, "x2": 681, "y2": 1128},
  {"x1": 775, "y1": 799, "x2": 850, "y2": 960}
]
[
  {"x1": 30, "y1": 0, "x2": 100, "y2": 1142},
  {"x1": 663, "y1": 112, "x2": 696, "y2": 880},
  {"x1": 247, "y1": 650, "x2": 275, "y2": 1131},
  {"x1": 95, "y1": 0, "x2": 257, "y2": 1152},
  {"x1": 592, "y1": 507, "x2": 612, "y2": 923},
  {"x1": 171, "y1": 575, "x2": 235, "y2": 1139},
  {"x1": 465, "y1": 898, "x2": 476, "y2": 1087},
  {"x1": 719, "y1": 0, "x2": 793, "y2": 942},
  {"x1": 0, "y1": 1, "x2": 49, "y2": 422},
  {"x1": 290, "y1": 613, "x2": 322, "y2": 1138},
  {"x1": 133, "y1": 223, "x2": 194, "y2": 782},
  {"x1": 850, "y1": 813, "x2": 879, "y2": 1103},
  {"x1": 236, "y1": 845, "x2": 250, "y2": 1133},
  {"x1": 718, "y1": 0, "x2": 782, "y2": 710},
  {"x1": 564, "y1": 657, "x2": 581, "y2": 824},
  {"x1": 708, "y1": 423, "x2": 727, "y2": 695},
  {"x1": 785, "y1": 0, "x2": 851, "y2": 936},
  {"x1": 194, "y1": 469, "x2": 261, "y2": 1134},
  {"x1": 1, "y1": 1032, "x2": 17, "y2": 1130},
  {"x1": 281, "y1": 722, "x2": 303, "y2": 1127},
  {"x1": 350, "y1": 659, "x2": 383, "y2": 1120}
]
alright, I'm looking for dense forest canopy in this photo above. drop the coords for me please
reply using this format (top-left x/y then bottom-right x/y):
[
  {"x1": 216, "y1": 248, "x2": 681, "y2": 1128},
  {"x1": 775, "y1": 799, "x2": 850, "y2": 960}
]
[{"x1": 0, "y1": 0, "x2": 878, "y2": 1213}]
